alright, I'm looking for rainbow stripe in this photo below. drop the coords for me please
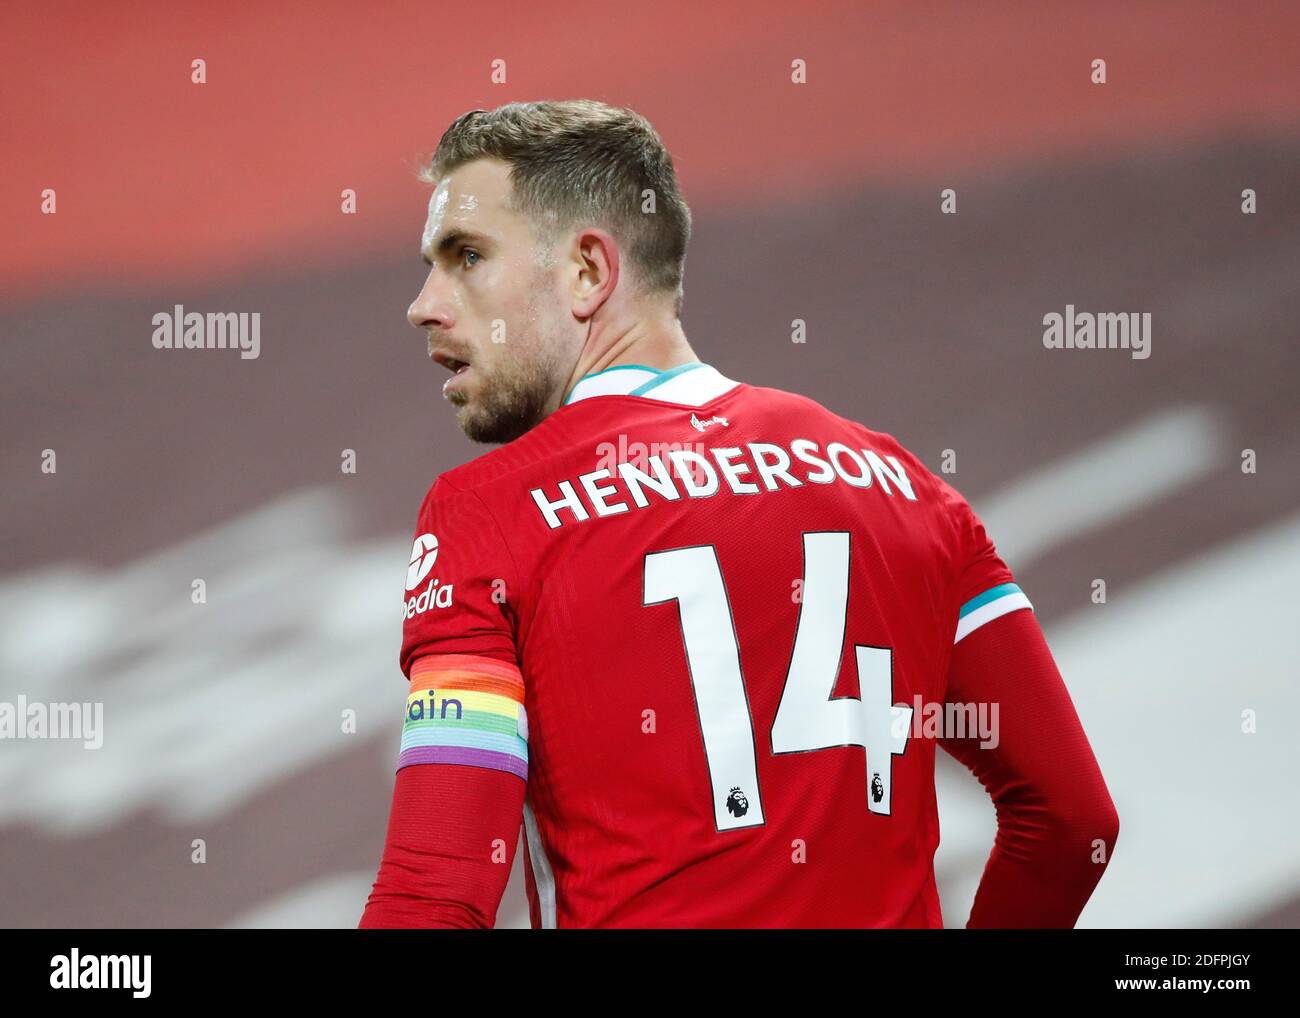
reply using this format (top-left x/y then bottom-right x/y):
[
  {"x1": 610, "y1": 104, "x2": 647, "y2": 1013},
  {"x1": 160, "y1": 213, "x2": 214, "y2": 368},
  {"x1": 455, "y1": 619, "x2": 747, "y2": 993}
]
[{"x1": 398, "y1": 655, "x2": 527, "y2": 781}]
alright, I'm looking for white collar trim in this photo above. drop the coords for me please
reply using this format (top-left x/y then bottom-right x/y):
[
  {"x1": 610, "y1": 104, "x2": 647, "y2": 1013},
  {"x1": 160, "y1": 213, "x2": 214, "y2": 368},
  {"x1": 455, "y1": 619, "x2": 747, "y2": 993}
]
[{"x1": 564, "y1": 362, "x2": 739, "y2": 408}]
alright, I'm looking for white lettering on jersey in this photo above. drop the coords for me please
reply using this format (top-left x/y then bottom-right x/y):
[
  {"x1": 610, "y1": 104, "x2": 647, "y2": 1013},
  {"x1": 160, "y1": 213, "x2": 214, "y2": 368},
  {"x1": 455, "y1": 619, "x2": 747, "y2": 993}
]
[{"x1": 528, "y1": 436, "x2": 919, "y2": 529}]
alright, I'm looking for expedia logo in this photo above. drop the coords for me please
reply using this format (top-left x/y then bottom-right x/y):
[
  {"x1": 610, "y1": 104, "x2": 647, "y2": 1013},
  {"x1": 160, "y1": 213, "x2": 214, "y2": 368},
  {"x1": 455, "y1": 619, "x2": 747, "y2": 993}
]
[
  {"x1": 404, "y1": 577, "x2": 454, "y2": 618},
  {"x1": 404, "y1": 533, "x2": 454, "y2": 619},
  {"x1": 407, "y1": 533, "x2": 439, "y2": 590}
]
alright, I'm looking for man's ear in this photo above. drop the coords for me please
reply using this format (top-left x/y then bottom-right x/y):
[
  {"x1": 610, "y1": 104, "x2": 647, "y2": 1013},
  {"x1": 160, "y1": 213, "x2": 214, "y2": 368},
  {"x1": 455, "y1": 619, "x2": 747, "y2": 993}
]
[{"x1": 571, "y1": 228, "x2": 620, "y2": 318}]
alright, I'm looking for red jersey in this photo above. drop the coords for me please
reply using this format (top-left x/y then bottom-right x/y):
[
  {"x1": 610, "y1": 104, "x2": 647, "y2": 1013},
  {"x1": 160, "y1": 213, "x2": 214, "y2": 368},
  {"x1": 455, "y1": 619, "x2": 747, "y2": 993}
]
[{"x1": 387, "y1": 362, "x2": 1049, "y2": 928}]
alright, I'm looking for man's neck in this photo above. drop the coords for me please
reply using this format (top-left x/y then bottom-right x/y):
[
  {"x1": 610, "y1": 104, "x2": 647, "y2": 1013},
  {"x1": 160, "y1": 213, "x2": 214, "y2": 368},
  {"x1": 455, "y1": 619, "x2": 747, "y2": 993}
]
[{"x1": 562, "y1": 318, "x2": 699, "y2": 403}]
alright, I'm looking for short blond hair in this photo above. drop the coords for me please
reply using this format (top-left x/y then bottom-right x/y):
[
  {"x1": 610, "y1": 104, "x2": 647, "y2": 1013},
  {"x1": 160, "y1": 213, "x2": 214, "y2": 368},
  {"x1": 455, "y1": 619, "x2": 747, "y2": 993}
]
[{"x1": 422, "y1": 99, "x2": 692, "y2": 316}]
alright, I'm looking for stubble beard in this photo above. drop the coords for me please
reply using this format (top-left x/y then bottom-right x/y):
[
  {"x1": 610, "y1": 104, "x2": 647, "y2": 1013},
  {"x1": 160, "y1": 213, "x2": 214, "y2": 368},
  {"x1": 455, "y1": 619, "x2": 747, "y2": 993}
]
[{"x1": 450, "y1": 274, "x2": 569, "y2": 445}]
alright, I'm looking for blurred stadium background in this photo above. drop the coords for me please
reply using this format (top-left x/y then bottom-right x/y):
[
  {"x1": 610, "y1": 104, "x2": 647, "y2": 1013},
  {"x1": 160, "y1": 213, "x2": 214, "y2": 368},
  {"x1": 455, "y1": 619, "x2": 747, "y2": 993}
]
[{"x1": 2, "y1": 2, "x2": 1298, "y2": 927}]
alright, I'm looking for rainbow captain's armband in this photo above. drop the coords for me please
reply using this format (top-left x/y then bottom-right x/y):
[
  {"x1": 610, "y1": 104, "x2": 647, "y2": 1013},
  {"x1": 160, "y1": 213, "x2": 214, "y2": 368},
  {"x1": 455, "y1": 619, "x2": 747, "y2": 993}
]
[
  {"x1": 398, "y1": 654, "x2": 528, "y2": 781},
  {"x1": 953, "y1": 582, "x2": 1033, "y2": 644}
]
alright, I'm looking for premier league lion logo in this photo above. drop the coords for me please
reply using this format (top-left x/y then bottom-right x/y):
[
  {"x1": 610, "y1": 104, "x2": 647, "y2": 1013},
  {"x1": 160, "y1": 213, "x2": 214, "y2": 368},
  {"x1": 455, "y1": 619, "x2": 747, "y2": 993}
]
[
  {"x1": 871, "y1": 773, "x2": 884, "y2": 804},
  {"x1": 725, "y1": 786, "x2": 749, "y2": 817}
]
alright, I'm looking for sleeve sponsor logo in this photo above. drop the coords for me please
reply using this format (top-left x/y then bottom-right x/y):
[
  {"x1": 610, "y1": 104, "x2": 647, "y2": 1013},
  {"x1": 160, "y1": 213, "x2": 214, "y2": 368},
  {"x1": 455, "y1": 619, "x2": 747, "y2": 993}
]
[
  {"x1": 406, "y1": 532, "x2": 440, "y2": 590},
  {"x1": 404, "y1": 532, "x2": 454, "y2": 618}
]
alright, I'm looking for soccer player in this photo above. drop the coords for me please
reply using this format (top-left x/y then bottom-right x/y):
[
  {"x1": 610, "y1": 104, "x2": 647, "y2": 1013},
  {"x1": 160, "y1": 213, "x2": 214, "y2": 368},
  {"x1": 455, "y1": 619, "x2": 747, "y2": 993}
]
[{"x1": 359, "y1": 100, "x2": 1119, "y2": 929}]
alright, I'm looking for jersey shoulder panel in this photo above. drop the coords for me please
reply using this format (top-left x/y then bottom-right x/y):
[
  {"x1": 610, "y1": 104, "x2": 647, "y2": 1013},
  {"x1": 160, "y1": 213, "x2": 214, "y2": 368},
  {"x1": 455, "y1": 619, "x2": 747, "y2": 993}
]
[
  {"x1": 922, "y1": 465, "x2": 1029, "y2": 644},
  {"x1": 744, "y1": 384, "x2": 1027, "y2": 642},
  {"x1": 399, "y1": 472, "x2": 522, "y2": 677},
  {"x1": 739, "y1": 385, "x2": 944, "y2": 480}
]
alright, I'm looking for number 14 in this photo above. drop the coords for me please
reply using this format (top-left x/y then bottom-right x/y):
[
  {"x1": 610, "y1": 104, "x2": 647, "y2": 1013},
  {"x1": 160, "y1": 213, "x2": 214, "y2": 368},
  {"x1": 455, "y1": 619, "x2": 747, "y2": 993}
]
[{"x1": 643, "y1": 531, "x2": 913, "y2": 832}]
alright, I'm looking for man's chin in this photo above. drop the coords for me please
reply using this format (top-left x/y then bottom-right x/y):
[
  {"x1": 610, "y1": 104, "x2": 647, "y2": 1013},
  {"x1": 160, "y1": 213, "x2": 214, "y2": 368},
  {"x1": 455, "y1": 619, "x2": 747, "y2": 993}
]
[{"x1": 454, "y1": 401, "x2": 537, "y2": 445}]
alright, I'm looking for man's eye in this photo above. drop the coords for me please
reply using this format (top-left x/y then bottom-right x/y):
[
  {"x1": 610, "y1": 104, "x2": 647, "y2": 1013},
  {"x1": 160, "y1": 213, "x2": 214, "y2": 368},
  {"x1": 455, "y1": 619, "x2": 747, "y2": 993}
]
[{"x1": 461, "y1": 248, "x2": 480, "y2": 268}]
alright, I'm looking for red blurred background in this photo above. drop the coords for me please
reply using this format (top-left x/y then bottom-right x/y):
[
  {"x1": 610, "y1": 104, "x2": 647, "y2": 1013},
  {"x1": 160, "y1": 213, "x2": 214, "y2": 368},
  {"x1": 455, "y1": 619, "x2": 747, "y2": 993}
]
[{"x1": 2, "y1": 1, "x2": 1298, "y2": 927}]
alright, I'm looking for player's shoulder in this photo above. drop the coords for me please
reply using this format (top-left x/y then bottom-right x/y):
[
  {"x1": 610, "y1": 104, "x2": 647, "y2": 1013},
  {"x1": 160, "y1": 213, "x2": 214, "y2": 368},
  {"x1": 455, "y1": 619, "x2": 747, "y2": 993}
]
[
  {"x1": 743, "y1": 380, "x2": 901, "y2": 441},
  {"x1": 746, "y1": 381, "x2": 947, "y2": 489},
  {"x1": 419, "y1": 377, "x2": 957, "y2": 513}
]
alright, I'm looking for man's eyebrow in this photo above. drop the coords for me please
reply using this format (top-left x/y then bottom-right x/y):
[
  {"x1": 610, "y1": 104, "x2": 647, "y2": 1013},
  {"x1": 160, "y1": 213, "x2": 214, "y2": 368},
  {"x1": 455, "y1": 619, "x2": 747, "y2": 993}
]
[{"x1": 422, "y1": 228, "x2": 491, "y2": 265}]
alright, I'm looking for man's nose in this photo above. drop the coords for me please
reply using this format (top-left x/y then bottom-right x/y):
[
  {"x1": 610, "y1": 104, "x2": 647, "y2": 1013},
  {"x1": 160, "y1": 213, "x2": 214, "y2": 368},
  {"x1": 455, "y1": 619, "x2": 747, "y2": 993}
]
[{"x1": 407, "y1": 267, "x2": 455, "y2": 330}]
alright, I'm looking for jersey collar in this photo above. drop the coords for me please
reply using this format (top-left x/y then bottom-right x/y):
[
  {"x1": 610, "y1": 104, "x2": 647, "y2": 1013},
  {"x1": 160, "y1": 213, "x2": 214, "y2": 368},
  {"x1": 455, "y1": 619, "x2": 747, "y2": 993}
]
[{"x1": 563, "y1": 361, "x2": 739, "y2": 407}]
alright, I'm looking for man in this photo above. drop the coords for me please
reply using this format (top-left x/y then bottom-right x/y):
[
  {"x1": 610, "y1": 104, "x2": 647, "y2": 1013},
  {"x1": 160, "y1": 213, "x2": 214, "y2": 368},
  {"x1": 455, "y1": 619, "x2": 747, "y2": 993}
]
[{"x1": 359, "y1": 99, "x2": 1119, "y2": 929}]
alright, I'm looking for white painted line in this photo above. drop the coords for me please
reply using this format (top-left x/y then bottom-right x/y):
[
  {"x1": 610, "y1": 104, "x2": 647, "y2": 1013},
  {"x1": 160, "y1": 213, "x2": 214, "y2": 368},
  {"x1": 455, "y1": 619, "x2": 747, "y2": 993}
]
[{"x1": 975, "y1": 404, "x2": 1226, "y2": 571}]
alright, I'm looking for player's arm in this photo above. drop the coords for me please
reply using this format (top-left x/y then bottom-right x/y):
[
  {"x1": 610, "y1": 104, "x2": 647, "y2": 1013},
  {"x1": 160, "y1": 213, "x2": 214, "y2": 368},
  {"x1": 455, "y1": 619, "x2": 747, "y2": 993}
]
[
  {"x1": 359, "y1": 478, "x2": 527, "y2": 929},
  {"x1": 359, "y1": 654, "x2": 527, "y2": 929},
  {"x1": 939, "y1": 606, "x2": 1119, "y2": 928},
  {"x1": 926, "y1": 467, "x2": 1119, "y2": 928}
]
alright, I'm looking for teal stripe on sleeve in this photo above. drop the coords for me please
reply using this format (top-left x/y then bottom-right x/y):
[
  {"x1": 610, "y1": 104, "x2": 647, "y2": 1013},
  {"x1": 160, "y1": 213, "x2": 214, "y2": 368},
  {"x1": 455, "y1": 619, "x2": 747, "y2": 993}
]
[{"x1": 959, "y1": 582, "x2": 1023, "y2": 618}]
